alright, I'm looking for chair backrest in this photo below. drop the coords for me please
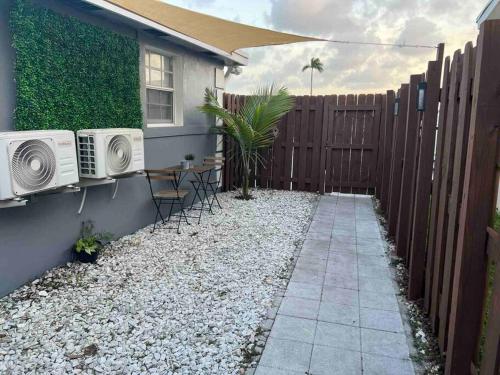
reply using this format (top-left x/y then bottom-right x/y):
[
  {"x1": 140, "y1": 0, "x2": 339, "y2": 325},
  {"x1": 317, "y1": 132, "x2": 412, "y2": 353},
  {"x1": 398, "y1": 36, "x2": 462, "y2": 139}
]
[
  {"x1": 145, "y1": 169, "x2": 176, "y2": 181},
  {"x1": 145, "y1": 169, "x2": 177, "y2": 196},
  {"x1": 203, "y1": 156, "x2": 224, "y2": 185},
  {"x1": 203, "y1": 156, "x2": 225, "y2": 169}
]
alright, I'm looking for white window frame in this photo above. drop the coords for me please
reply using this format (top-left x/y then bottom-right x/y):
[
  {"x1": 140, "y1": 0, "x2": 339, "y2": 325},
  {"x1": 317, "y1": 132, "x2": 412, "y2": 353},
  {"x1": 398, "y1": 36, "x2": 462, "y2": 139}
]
[{"x1": 144, "y1": 46, "x2": 184, "y2": 128}]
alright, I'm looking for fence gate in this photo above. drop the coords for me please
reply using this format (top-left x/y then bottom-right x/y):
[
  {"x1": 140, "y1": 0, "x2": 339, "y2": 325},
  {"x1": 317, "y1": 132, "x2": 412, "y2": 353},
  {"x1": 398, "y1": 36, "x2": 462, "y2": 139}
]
[{"x1": 321, "y1": 94, "x2": 383, "y2": 194}]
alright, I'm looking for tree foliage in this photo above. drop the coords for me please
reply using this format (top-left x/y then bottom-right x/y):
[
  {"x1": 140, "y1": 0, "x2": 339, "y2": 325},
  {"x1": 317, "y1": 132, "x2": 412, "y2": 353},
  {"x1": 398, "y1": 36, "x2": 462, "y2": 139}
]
[
  {"x1": 302, "y1": 57, "x2": 324, "y2": 95},
  {"x1": 199, "y1": 86, "x2": 294, "y2": 199}
]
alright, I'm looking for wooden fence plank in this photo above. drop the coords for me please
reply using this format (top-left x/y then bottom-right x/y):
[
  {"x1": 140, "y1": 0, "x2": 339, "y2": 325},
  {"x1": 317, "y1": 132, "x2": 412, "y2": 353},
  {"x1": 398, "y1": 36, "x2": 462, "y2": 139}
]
[
  {"x1": 332, "y1": 95, "x2": 346, "y2": 192},
  {"x1": 388, "y1": 84, "x2": 410, "y2": 239},
  {"x1": 430, "y1": 50, "x2": 463, "y2": 337},
  {"x1": 445, "y1": 20, "x2": 500, "y2": 374},
  {"x1": 310, "y1": 96, "x2": 324, "y2": 192},
  {"x1": 380, "y1": 91, "x2": 396, "y2": 213},
  {"x1": 273, "y1": 100, "x2": 290, "y2": 190},
  {"x1": 438, "y1": 42, "x2": 476, "y2": 350},
  {"x1": 385, "y1": 88, "x2": 400, "y2": 223},
  {"x1": 341, "y1": 95, "x2": 356, "y2": 192},
  {"x1": 351, "y1": 94, "x2": 366, "y2": 193},
  {"x1": 424, "y1": 56, "x2": 451, "y2": 314},
  {"x1": 405, "y1": 75, "x2": 426, "y2": 266},
  {"x1": 297, "y1": 96, "x2": 310, "y2": 191},
  {"x1": 319, "y1": 95, "x2": 335, "y2": 194},
  {"x1": 480, "y1": 228, "x2": 500, "y2": 374},
  {"x1": 374, "y1": 94, "x2": 386, "y2": 199},
  {"x1": 283, "y1": 102, "x2": 295, "y2": 191},
  {"x1": 290, "y1": 98, "x2": 303, "y2": 190},
  {"x1": 407, "y1": 47, "x2": 445, "y2": 300},
  {"x1": 363, "y1": 94, "x2": 379, "y2": 194},
  {"x1": 396, "y1": 74, "x2": 421, "y2": 260},
  {"x1": 323, "y1": 98, "x2": 333, "y2": 193}
]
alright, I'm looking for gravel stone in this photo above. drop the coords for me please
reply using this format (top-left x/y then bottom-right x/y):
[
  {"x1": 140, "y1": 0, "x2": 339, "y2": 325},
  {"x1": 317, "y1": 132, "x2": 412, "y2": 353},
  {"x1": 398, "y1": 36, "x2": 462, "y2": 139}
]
[{"x1": 0, "y1": 190, "x2": 317, "y2": 374}]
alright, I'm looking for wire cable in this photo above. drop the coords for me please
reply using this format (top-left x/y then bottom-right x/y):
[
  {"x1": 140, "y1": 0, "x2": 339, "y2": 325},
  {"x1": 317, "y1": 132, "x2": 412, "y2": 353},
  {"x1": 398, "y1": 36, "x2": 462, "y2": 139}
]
[{"x1": 323, "y1": 39, "x2": 438, "y2": 49}]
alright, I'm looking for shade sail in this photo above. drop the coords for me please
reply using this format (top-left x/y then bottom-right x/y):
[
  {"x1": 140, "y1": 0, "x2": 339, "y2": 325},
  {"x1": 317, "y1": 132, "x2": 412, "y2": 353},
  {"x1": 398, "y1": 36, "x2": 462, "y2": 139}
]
[{"x1": 105, "y1": 0, "x2": 323, "y2": 53}]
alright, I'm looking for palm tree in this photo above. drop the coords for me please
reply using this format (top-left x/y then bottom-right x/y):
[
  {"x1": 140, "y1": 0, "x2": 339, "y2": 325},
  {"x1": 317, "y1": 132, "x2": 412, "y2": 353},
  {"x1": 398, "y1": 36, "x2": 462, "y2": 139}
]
[
  {"x1": 302, "y1": 57, "x2": 324, "y2": 95},
  {"x1": 199, "y1": 86, "x2": 294, "y2": 200}
]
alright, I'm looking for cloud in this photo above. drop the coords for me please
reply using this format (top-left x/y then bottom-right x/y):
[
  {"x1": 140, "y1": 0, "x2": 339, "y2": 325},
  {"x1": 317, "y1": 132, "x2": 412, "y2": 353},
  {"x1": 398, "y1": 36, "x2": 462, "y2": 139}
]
[
  {"x1": 215, "y1": 0, "x2": 484, "y2": 95},
  {"x1": 183, "y1": 0, "x2": 216, "y2": 7},
  {"x1": 269, "y1": 0, "x2": 364, "y2": 39},
  {"x1": 396, "y1": 17, "x2": 443, "y2": 46}
]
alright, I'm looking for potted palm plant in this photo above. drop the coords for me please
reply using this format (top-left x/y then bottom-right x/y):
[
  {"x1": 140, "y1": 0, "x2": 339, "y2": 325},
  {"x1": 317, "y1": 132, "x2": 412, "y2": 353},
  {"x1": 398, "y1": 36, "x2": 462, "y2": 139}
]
[
  {"x1": 74, "y1": 221, "x2": 113, "y2": 263},
  {"x1": 199, "y1": 85, "x2": 294, "y2": 200}
]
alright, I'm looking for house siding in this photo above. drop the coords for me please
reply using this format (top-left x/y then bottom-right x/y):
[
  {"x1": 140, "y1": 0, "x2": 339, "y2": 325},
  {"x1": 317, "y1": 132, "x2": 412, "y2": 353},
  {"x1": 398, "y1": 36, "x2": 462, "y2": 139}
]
[{"x1": 0, "y1": 0, "x2": 221, "y2": 297}]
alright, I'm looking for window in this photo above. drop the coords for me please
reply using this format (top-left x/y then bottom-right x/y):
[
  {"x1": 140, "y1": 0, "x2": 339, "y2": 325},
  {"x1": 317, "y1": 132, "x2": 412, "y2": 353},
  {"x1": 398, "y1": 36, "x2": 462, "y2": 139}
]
[{"x1": 145, "y1": 50, "x2": 175, "y2": 124}]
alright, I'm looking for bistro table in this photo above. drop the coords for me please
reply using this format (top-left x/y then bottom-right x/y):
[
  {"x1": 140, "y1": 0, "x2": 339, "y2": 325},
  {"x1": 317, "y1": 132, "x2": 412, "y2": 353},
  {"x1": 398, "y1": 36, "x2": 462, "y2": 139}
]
[{"x1": 163, "y1": 164, "x2": 215, "y2": 223}]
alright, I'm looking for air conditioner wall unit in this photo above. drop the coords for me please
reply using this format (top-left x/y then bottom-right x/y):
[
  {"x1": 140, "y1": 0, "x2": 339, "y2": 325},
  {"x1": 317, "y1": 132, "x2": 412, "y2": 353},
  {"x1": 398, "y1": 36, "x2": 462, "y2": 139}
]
[
  {"x1": 76, "y1": 128, "x2": 144, "y2": 179},
  {"x1": 0, "y1": 130, "x2": 79, "y2": 201}
]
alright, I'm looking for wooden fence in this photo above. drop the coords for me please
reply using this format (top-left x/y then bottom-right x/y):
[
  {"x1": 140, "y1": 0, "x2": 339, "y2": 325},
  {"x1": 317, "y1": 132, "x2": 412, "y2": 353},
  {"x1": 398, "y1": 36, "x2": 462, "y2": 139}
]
[
  {"x1": 222, "y1": 94, "x2": 384, "y2": 194},
  {"x1": 223, "y1": 20, "x2": 500, "y2": 375},
  {"x1": 376, "y1": 20, "x2": 500, "y2": 375}
]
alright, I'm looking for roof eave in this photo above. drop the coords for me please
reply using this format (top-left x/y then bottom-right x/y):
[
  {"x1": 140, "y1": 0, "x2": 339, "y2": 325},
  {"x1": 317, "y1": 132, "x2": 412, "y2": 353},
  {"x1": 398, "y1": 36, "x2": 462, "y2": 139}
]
[
  {"x1": 81, "y1": 0, "x2": 248, "y2": 66},
  {"x1": 476, "y1": 0, "x2": 500, "y2": 26}
]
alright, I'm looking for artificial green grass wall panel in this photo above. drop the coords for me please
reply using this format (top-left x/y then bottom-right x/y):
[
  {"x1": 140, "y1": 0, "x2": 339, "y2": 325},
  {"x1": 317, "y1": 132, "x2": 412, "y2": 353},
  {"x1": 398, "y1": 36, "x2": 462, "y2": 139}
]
[{"x1": 10, "y1": 0, "x2": 143, "y2": 131}]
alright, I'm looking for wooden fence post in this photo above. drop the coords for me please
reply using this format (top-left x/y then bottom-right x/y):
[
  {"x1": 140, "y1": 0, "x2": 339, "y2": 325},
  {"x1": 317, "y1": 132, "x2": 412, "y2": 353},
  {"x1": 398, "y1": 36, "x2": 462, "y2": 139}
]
[
  {"x1": 479, "y1": 229, "x2": 500, "y2": 373},
  {"x1": 396, "y1": 74, "x2": 421, "y2": 260},
  {"x1": 370, "y1": 94, "x2": 383, "y2": 195},
  {"x1": 387, "y1": 84, "x2": 409, "y2": 238},
  {"x1": 438, "y1": 42, "x2": 476, "y2": 350},
  {"x1": 272, "y1": 98, "x2": 291, "y2": 190},
  {"x1": 297, "y1": 96, "x2": 310, "y2": 191},
  {"x1": 283, "y1": 101, "x2": 295, "y2": 191},
  {"x1": 319, "y1": 96, "x2": 333, "y2": 194},
  {"x1": 424, "y1": 56, "x2": 451, "y2": 314},
  {"x1": 375, "y1": 95, "x2": 386, "y2": 200},
  {"x1": 407, "y1": 44, "x2": 444, "y2": 300},
  {"x1": 310, "y1": 96, "x2": 325, "y2": 192},
  {"x1": 380, "y1": 91, "x2": 396, "y2": 213},
  {"x1": 445, "y1": 20, "x2": 500, "y2": 374},
  {"x1": 429, "y1": 50, "x2": 463, "y2": 334}
]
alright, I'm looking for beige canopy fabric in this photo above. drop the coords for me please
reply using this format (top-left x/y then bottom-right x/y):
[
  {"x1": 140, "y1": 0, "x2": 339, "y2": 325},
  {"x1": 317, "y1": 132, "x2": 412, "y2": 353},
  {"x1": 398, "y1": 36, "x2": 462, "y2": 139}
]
[{"x1": 105, "y1": 0, "x2": 323, "y2": 53}]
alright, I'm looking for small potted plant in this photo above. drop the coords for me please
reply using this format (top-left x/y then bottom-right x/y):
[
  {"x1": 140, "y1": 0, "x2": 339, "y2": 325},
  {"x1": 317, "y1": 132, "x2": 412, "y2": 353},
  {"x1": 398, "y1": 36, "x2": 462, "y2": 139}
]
[
  {"x1": 181, "y1": 153, "x2": 195, "y2": 170},
  {"x1": 74, "y1": 221, "x2": 113, "y2": 263}
]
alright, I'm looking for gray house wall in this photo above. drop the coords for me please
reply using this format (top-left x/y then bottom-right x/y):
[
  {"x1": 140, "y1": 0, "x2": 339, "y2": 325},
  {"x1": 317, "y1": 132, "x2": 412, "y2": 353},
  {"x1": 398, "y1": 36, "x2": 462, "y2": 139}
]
[{"x1": 0, "y1": 0, "x2": 223, "y2": 297}]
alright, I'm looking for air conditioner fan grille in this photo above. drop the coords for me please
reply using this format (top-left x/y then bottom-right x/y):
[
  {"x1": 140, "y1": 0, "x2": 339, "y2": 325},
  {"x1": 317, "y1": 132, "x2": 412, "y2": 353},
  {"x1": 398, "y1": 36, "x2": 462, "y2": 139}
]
[
  {"x1": 107, "y1": 135, "x2": 132, "y2": 174},
  {"x1": 11, "y1": 139, "x2": 56, "y2": 191}
]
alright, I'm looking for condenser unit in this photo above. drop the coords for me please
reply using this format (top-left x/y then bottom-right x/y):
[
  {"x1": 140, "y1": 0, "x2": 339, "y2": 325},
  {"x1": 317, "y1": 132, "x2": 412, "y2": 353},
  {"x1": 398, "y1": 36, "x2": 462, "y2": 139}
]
[
  {"x1": 0, "y1": 130, "x2": 79, "y2": 201},
  {"x1": 76, "y1": 128, "x2": 144, "y2": 179}
]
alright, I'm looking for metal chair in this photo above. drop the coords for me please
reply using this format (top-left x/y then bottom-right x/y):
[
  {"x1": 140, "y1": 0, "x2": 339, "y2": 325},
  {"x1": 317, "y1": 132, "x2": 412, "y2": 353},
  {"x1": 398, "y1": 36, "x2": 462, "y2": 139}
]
[
  {"x1": 145, "y1": 169, "x2": 189, "y2": 233},
  {"x1": 189, "y1": 156, "x2": 225, "y2": 211}
]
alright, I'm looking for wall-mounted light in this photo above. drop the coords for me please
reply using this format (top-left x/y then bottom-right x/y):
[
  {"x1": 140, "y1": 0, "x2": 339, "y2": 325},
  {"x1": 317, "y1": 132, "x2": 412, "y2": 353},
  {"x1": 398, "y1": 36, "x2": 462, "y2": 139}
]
[
  {"x1": 394, "y1": 97, "x2": 400, "y2": 116},
  {"x1": 417, "y1": 82, "x2": 427, "y2": 112}
]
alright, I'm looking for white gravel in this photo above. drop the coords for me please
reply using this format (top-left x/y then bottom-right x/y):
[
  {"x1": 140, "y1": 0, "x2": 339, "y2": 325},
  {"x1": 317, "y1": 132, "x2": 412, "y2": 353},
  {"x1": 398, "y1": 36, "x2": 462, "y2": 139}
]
[{"x1": 0, "y1": 190, "x2": 317, "y2": 375}]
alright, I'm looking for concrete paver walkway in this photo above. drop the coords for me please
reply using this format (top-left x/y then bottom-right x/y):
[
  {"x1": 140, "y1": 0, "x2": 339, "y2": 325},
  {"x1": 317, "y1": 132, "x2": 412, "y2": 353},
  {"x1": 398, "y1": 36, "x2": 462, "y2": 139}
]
[{"x1": 256, "y1": 194, "x2": 415, "y2": 375}]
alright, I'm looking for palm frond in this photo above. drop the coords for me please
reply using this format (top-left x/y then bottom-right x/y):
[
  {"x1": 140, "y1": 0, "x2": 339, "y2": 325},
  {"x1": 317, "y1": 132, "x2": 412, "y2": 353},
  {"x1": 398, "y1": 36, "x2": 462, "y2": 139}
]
[
  {"x1": 252, "y1": 89, "x2": 294, "y2": 135},
  {"x1": 198, "y1": 88, "x2": 234, "y2": 125},
  {"x1": 310, "y1": 57, "x2": 324, "y2": 73},
  {"x1": 198, "y1": 84, "x2": 293, "y2": 198}
]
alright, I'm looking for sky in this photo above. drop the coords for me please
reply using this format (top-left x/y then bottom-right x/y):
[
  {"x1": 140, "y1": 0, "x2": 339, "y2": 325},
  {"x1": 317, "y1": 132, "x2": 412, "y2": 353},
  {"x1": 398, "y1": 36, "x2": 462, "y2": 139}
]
[{"x1": 165, "y1": 0, "x2": 486, "y2": 95}]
